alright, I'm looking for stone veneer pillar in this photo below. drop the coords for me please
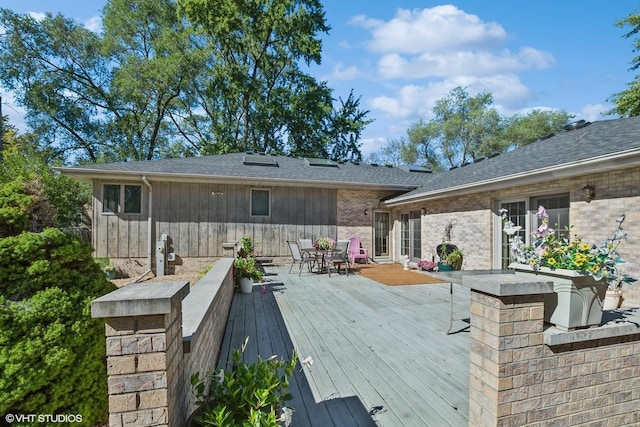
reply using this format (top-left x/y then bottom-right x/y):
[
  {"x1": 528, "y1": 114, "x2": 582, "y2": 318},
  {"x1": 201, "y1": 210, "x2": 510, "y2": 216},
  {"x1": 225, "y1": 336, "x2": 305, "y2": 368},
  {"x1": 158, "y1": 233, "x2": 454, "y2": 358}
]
[
  {"x1": 92, "y1": 281, "x2": 189, "y2": 427},
  {"x1": 465, "y1": 274, "x2": 554, "y2": 426},
  {"x1": 465, "y1": 273, "x2": 640, "y2": 426}
]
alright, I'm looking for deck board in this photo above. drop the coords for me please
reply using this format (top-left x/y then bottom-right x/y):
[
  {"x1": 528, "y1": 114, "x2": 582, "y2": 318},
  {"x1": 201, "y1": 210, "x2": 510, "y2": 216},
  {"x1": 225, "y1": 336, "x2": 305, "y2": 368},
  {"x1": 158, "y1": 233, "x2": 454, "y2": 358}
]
[{"x1": 216, "y1": 263, "x2": 470, "y2": 426}]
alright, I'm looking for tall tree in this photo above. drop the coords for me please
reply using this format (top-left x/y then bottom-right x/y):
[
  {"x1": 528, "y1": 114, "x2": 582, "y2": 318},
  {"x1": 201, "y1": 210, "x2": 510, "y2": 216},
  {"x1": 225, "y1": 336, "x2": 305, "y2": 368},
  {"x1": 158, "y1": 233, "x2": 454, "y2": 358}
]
[
  {"x1": 607, "y1": 8, "x2": 640, "y2": 117},
  {"x1": 176, "y1": 0, "x2": 369, "y2": 160},
  {"x1": 0, "y1": 2, "x2": 192, "y2": 163},
  {"x1": 0, "y1": 1, "x2": 370, "y2": 163},
  {"x1": 383, "y1": 87, "x2": 572, "y2": 170},
  {"x1": 504, "y1": 109, "x2": 574, "y2": 148},
  {"x1": 406, "y1": 87, "x2": 506, "y2": 170}
]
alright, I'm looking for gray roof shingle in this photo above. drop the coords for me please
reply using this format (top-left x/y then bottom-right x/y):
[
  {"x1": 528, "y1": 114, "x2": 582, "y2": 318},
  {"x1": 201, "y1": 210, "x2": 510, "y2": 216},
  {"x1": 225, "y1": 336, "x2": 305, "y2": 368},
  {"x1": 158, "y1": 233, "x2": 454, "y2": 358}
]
[
  {"x1": 386, "y1": 116, "x2": 640, "y2": 203},
  {"x1": 59, "y1": 152, "x2": 429, "y2": 189}
]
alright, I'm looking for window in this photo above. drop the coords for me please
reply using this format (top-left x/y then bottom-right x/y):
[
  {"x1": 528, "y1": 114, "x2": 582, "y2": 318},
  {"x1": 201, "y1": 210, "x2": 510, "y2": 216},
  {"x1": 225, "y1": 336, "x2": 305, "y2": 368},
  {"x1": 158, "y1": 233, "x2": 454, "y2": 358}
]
[
  {"x1": 498, "y1": 194, "x2": 569, "y2": 269},
  {"x1": 251, "y1": 189, "x2": 270, "y2": 216},
  {"x1": 103, "y1": 184, "x2": 142, "y2": 214}
]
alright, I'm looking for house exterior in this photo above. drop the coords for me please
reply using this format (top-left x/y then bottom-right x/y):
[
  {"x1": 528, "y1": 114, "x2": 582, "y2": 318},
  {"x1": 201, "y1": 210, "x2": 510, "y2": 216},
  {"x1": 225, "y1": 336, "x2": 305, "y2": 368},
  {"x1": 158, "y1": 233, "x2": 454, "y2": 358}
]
[{"x1": 59, "y1": 116, "x2": 640, "y2": 304}]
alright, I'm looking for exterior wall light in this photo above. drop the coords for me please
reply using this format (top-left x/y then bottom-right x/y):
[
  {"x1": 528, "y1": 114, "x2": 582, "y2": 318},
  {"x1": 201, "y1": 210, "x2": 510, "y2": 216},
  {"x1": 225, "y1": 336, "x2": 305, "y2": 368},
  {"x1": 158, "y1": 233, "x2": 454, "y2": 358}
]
[
  {"x1": 582, "y1": 185, "x2": 595, "y2": 202},
  {"x1": 364, "y1": 209, "x2": 368, "y2": 216}
]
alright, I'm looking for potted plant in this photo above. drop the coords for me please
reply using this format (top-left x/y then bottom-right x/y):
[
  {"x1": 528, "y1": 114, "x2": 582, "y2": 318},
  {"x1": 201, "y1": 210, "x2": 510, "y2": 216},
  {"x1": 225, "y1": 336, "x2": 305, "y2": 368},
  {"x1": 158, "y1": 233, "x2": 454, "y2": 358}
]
[
  {"x1": 447, "y1": 248, "x2": 464, "y2": 271},
  {"x1": 501, "y1": 206, "x2": 636, "y2": 330},
  {"x1": 104, "y1": 264, "x2": 116, "y2": 280},
  {"x1": 190, "y1": 337, "x2": 298, "y2": 426},
  {"x1": 418, "y1": 259, "x2": 438, "y2": 271},
  {"x1": 436, "y1": 241, "x2": 461, "y2": 271},
  {"x1": 233, "y1": 255, "x2": 263, "y2": 293}
]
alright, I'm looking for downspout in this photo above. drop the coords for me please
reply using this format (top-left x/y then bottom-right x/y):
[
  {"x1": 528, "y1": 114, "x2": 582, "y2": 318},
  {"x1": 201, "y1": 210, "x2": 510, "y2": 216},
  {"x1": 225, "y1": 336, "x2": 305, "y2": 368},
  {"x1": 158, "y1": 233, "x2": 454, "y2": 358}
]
[{"x1": 134, "y1": 175, "x2": 153, "y2": 282}]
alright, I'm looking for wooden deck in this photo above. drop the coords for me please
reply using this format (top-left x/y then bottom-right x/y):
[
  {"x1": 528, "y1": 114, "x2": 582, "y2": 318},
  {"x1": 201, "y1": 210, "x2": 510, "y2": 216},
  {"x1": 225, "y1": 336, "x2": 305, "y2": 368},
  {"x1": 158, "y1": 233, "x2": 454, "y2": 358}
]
[{"x1": 217, "y1": 262, "x2": 471, "y2": 426}]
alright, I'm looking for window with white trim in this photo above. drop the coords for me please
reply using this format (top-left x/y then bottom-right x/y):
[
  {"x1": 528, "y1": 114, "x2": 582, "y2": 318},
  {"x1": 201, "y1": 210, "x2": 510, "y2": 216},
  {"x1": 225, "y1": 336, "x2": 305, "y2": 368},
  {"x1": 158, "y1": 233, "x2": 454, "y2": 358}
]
[
  {"x1": 251, "y1": 189, "x2": 270, "y2": 217},
  {"x1": 102, "y1": 184, "x2": 142, "y2": 214}
]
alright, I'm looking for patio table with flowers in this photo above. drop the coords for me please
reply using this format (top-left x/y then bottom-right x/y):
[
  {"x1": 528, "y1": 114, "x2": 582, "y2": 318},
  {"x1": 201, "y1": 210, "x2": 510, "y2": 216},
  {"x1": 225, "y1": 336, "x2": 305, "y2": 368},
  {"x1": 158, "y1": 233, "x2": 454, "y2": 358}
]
[{"x1": 301, "y1": 237, "x2": 337, "y2": 273}]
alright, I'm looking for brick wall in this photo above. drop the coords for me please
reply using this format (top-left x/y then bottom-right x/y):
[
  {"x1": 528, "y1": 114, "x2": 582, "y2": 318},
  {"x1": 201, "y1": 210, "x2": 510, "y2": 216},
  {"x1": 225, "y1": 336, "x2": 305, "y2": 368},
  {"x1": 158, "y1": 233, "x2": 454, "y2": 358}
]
[
  {"x1": 395, "y1": 167, "x2": 640, "y2": 305},
  {"x1": 467, "y1": 274, "x2": 640, "y2": 426},
  {"x1": 337, "y1": 189, "x2": 397, "y2": 255},
  {"x1": 92, "y1": 258, "x2": 235, "y2": 426}
]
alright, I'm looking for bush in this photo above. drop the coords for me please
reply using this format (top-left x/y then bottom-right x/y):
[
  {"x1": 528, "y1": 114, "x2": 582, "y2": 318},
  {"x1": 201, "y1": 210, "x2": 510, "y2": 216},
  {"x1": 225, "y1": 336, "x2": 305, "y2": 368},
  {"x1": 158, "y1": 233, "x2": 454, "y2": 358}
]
[{"x1": 0, "y1": 228, "x2": 116, "y2": 425}]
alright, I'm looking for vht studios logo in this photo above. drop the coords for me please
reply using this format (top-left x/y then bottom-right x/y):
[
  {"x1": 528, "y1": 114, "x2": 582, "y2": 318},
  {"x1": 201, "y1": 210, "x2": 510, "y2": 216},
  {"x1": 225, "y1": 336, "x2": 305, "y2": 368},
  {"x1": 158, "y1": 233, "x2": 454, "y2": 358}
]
[{"x1": 5, "y1": 413, "x2": 83, "y2": 424}]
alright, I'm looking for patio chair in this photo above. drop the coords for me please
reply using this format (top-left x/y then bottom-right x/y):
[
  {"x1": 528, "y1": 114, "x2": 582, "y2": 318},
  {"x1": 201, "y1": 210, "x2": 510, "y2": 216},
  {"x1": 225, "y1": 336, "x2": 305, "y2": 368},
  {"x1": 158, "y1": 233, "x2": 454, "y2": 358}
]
[
  {"x1": 348, "y1": 236, "x2": 369, "y2": 264},
  {"x1": 287, "y1": 240, "x2": 315, "y2": 276},
  {"x1": 329, "y1": 240, "x2": 351, "y2": 277},
  {"x1": 298, "y1": 238, "x2": 319, "y2": 264}
]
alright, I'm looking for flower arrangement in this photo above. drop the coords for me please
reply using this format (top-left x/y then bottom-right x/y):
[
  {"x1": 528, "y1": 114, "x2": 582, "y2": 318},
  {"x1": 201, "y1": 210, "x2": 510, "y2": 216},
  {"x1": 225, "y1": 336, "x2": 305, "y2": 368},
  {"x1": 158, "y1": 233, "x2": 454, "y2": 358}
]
[
  {"x1": 500, "y1": 206, "x2": 636, "y2": 291},
  {"x1": 314, "y1": 237, "x2": 335, "y2": 250},
  {"x1": 418, "y1": 259, "x2": 438, "y2": 271},
  {"x1": 233, "y1": 236, "x2": 263, "y2": 287},
  {"x1": 233, "y1": 256, "x2": 263, "y2": 283},
  {"x1": 191, "y1": 337, "x2": 297, "y2": 426}
]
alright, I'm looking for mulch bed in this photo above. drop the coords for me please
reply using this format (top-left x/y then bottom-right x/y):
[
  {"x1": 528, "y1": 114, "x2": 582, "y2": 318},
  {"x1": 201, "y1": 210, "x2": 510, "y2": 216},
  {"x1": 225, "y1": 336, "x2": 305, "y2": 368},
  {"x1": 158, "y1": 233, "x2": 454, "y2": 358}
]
[{"x1": 350, "y1": 263, "x2": 445, "y2": 286}]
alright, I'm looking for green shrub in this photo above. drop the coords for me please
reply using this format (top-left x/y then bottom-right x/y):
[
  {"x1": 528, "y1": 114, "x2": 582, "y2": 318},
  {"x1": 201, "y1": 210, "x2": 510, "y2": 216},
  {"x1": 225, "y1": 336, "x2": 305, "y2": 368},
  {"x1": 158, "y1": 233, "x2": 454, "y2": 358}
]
[{"x1": 0, "y1": 228, "x2": 116, "y2": 425}]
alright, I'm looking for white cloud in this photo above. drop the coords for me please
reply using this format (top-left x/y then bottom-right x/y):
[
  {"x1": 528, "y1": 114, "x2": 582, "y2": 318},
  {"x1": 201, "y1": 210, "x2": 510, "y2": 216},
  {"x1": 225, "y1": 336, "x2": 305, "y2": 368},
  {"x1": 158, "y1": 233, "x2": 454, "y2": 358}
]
[
  {"x1": 331, "y1": 64, "x2": 359, "y2": 81},
  {"x1": 377, "y1": 48, "x2": 554, "y2": 80},
  {"x1": 369, "y1": 75, "x2": 532, "y2": 121},
  {"x1": 84, "y1": 16, "x2": 103, "y2": 33},
  {"x1": 355, "y1": 6, "x2": 507, "y2": 54},
  {"x1": 579, "y1": 104, "x2": 611, "y2": 122}
]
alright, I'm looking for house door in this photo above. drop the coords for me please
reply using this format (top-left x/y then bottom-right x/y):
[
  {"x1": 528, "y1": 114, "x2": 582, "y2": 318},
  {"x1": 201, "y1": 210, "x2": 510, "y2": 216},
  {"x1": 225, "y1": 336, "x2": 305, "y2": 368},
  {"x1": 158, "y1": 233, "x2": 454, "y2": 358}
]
[
  {"x1": 400, "y1": 211, "x2": 422, "y2": 261},
  {"x1": 373, "y1": 211, "x2": 390, "y2": 259}
]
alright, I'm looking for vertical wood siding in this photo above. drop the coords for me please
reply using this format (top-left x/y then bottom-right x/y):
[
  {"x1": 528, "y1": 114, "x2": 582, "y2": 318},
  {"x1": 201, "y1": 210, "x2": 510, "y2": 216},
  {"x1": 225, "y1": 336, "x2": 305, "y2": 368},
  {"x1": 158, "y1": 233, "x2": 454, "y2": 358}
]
[{"x1": 93, "y1": 180, "x2": 338, "y2": 258}]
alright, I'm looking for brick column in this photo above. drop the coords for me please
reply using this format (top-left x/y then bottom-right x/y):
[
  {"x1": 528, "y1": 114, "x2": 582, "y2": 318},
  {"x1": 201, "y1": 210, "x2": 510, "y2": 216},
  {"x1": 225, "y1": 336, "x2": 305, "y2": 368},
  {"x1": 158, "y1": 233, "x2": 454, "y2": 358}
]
[
  {"x1": 464, "y1": 274, "x2": 553, "y2": 427},
  {"x1": 92, "y1": 281, "x2": 189, "y2": 427}
]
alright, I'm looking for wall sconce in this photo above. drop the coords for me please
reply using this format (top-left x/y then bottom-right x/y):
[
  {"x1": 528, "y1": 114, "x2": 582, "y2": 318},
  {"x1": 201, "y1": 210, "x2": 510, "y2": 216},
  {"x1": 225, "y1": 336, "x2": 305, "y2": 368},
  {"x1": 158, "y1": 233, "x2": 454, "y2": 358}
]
[
  {"x1": 364, "y1": 209, "x2": 368, "y2": 216},
  {"x1": 582, "y1": 185, "x2": 595, "y2": 202},
  {"x1": 421, "y1": 207, "x2": 426, "y2": 215}
]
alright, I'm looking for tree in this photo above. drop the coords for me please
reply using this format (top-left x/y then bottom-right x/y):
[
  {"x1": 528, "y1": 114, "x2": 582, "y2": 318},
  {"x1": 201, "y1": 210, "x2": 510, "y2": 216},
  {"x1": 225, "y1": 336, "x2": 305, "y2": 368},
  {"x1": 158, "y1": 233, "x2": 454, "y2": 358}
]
[
  {"x1": 0, "y1": 123, "x2": 90, "y2": 228},
  {"x1": 607, "y1": 8, "x2": 640, "y2": 116},
  {"x1": 0, "y1": 1, "x2": 370, "y2": 163},
  {"x1": 382, "y1": 87, "x2": 572, "y2": 170},
  {"x1": 405, "y1": 87, "x2": 506, "y2": 170},
  {"x1": 504, "y1": 109, "x2": 574, "y2": 148},
  {"x1": 175, "y1": 0, "x2": 370, "y2": 160}
]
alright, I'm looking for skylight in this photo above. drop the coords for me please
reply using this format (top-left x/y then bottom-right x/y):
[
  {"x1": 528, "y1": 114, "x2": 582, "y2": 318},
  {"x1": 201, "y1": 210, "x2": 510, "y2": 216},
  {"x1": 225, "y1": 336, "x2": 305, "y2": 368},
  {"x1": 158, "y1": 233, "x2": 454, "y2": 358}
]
[
  {"x1": 401, "y1": 165, "x2": 432, "y2": 173},
  {"x1": 243, "y1": 155, "x2": 278, "y2": 166},
  {"x1": 305, "y1": 158, "x2": 338, "y2": 167}
]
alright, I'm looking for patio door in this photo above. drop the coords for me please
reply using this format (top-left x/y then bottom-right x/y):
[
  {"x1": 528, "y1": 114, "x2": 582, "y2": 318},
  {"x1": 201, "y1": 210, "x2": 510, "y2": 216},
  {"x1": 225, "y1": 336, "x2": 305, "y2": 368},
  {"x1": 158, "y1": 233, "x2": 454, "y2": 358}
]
[
  {"x1": 400, "y1": 211, "x2": 421, "y2": 261},
  {"x1": 373, "y1": 211, "x2": 390, "y2": 259},
  {"x1": 497, "y1": 195, "x2": 569, "y2": 269}
]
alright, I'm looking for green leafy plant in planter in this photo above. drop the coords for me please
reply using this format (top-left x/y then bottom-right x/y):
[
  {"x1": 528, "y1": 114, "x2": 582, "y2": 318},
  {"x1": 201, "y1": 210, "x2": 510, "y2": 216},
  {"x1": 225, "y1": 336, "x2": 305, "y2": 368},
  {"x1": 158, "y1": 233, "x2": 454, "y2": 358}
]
[
  {"x1": 233, "y1": 255, "x2": 263, "y2": 286},
  {"x1": 190, "y1": 337, "x2": 298, "y2": 426}
]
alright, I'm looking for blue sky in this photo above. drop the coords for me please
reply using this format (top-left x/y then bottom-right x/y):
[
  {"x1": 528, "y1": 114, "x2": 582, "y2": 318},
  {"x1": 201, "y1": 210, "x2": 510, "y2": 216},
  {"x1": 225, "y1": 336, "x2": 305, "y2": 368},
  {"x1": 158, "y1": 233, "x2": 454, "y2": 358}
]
[{"x1": 1, "y1": 1, "x2": 638, "y2": 157}]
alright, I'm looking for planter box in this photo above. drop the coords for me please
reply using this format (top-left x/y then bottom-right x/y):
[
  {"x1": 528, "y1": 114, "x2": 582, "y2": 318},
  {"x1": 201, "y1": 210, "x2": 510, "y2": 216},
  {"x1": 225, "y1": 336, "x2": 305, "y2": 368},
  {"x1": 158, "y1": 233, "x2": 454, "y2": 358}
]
[{"x1": 510, "y1": 264, "x2": 607, "y2": 331}]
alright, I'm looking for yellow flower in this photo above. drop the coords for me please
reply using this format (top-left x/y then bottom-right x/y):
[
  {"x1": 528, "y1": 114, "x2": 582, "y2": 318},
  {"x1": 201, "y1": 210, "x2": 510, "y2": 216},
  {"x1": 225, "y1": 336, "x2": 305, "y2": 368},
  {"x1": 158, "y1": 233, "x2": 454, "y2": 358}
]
[
  {"x1": 579, "y1": 242, "x2": 591, "y2": 251},
  {"x1": 547, "y1": 258, "x2": 557, "y2": 266}
]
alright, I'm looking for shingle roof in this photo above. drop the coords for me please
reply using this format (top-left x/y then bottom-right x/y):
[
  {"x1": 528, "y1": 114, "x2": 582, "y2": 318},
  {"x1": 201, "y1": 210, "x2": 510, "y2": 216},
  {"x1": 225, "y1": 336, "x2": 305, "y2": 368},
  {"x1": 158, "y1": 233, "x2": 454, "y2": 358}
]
[
  {"x1": 58, "y1": 116, "x2": 640, "y2": 197},
  {"x1": 385, "y1": 116, "x2": 640, "y2": 204},
  {"x1": 58, "y1": 152, "x2": 429, "y2": 190}
]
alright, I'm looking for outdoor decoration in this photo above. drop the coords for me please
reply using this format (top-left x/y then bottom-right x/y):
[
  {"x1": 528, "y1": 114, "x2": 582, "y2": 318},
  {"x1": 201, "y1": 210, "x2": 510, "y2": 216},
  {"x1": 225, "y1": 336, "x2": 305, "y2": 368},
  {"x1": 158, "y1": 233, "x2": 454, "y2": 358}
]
[
  {"x1": 314, "y1": 237, "x2": 335, "y2": 250},
  {"x1": 190, "y1": 337, "x2": 297, "y2": 426},
  {"x1": 501, "y1": 206, "x2": 635, "y2": 330},
  {"x1": 233, "y1": 236, "x2": 263, "y2": 293},
  {"x1": 418, "y1": 259, "x2": 438, "y2": 271},
  {"x1": 436, "y1": 241, "x2": 463, "y2": 271}
]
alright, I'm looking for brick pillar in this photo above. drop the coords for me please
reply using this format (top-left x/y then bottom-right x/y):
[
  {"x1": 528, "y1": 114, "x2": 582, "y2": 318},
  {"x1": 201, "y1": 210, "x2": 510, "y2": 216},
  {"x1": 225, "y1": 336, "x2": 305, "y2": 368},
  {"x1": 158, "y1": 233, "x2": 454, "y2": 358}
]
[
  {"x1": 92, "y1": 281, "x2": 189, "y2": 427},
  {"x1": 464, "y1": 274, "x2": 553, "y2": 427}
]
